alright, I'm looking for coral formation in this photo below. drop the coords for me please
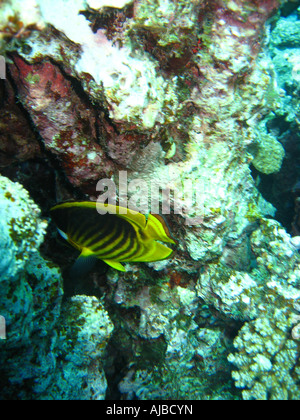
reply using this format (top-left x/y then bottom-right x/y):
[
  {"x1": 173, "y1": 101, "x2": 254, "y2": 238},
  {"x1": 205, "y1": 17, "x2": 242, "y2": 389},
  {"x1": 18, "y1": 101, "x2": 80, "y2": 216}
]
[
  {"x1": 228, "y1": 307, "x2": 300, "y2": 400},
  {"x1": 0, "y1": 175, "x2": 47, "y2": 281},
  {"x1": 111, "y1": 278, "x2": 234, "y2": 400},
  {"x1": 0, "y1": 176, "x2": 113, "y2": 399},
  {"x1": 46, "y1": 295, "x2": 114, "y2": 400},
  {"x1": 1, "y1": 0, "x2": 300, "y2": 401},
  {"x1": 197, "y1": 218, "x2": 300, "y2": 320},
  {"x1": 0, "y1": 80, "x2": 42, "y2": 168},
  {"x1": 9, "y1": 55, "x2": 115, "y2": 191},
  {"x1": 251, "y1": 124, "x2": 285, "y2": 175}
]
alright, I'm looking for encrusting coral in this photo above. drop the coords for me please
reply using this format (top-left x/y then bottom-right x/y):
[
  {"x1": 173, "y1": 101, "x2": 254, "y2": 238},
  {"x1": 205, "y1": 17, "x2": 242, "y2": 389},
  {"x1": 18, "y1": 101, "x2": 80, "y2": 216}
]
[
  {"x1": 228, "y1": 306, "x2": 300, "y2": 400},
  {"x1": 1, "y1": 0, "x2": 300, "y2": 400},
  {"x1": 0, "y1": 175, "x2": 113, "y2": 400},
  {"x1": 226, "y1": 218, "x2": 300, "y2": 400},
  {"x1": 197, "y1": 218, "x2": 300, "y2": 320},
  {"x1": 0, "y1": 174, "x2": 47, "y2": 281}
]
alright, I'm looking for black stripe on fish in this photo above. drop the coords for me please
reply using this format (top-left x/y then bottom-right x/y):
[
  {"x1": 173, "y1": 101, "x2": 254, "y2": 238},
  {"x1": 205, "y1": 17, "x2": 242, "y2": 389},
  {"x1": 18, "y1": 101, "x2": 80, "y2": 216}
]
[
  {"x1": 92, "y1": 223, "x2": 125, "y2": 256},
  {"x1": 123, "y1": 241, "x2": 144, "y2": 261},
  {"x1": 96, "y1": 222, "x2": 133, "y2": 258},
  {"x1": 117, "y1": 233, "x2": 144, "y2": 261},
  {"x1": 72, "y1": 211, "x2": 115, "y2": 246},
  {"x1": 94, "y1": 218, "x2": 136, "y2": 258},
  {"x1": 73, "y1": 223, "x2": 98, "y2": 245},
  {"x1": 100, "y1": 223, "x2": 136, "y2": 260},
  {"x1": 97, "y1": 224, "x2": 129, "y2": 258},
  {"x1": 113, "y1": 233, "x2": 140, "y2": 261},
  {"x1": 83, "y1": 222, "x2": 113, "y2": 248}
]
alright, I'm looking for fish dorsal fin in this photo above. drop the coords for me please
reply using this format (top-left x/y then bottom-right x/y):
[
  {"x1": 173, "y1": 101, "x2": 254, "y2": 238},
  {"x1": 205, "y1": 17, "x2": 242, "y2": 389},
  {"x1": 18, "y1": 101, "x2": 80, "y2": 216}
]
[
  {"x1": 103, "y1": 259, "x2": 126, "y2": 272},
  {"x1": 145, "y1": 214, "x2": 176, "y2": 244},
  {"x1": 52, "y1": 201, "x2": 148, "y2": 230}
]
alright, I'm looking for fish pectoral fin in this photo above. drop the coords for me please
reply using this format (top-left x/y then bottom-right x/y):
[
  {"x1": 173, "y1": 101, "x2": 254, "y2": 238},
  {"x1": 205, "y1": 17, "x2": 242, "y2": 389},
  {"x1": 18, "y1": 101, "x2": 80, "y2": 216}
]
[{"x1": 103, "y1": 259, "x2": 126, "y2": 272}]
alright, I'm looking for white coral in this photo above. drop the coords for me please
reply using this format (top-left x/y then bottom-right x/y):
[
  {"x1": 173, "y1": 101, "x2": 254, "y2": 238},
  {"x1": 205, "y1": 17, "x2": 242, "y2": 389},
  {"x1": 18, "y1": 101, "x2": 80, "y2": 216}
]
[
  {"x1": 0, "y1": 175, "x2": 47, "y2": 281},
  {"x1": 228, "y1": 307, "x2": 300, "y2": 400}
]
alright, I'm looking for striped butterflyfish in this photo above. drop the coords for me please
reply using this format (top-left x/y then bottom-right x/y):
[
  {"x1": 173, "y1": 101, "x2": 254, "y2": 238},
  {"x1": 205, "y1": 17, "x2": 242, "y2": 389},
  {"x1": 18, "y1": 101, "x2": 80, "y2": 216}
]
[{"x1": 50, "y1": 201, "x2": 176, "y2": 272}]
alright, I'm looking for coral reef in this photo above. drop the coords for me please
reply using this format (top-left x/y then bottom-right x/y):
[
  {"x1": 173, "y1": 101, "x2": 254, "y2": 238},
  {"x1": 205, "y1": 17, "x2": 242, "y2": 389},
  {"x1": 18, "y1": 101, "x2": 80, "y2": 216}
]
[
  {"x1": 113, "y1": 281, "x2": 235, "y2": 400},
  {"x1": 0, "y1": 174, "x2": 47, "y2": 281},
  {"x1": 198, "y1": 217, "x2": 300, "y2": 399},
  {"x1": 0, "y1": 176, "x2": 113, "y2": 399},
  {"x1": 1, "y1": 0, "x2": 300, "y2": 401},
  {"x1": 254, "y1": 2, "x2": 300, "y2": 230},
  {"x1": 197, "y1": 218, "x2": 300, "y2": 321},
  {"x1": 45, "y1": 295, "x2": 114, "y2": 400},
  {"x1": 9, "y1": 55, "x2": 115, "y2": 192},
  {"x1": 228, "y1": 306, "x2": 300, "y2": 400},
  {"x1": 251, "y1": 123, "x2": 285, "y2": 175},
  {"x1": 0, "y1": 80, "x2": 42, "y2": 168}
]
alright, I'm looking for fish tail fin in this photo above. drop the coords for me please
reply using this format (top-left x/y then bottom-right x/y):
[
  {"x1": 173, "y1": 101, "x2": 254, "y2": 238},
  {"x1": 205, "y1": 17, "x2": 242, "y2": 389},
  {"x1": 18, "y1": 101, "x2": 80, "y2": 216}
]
[{"x1": 145, "y1": 214, "x2": 176, "y2": 244}]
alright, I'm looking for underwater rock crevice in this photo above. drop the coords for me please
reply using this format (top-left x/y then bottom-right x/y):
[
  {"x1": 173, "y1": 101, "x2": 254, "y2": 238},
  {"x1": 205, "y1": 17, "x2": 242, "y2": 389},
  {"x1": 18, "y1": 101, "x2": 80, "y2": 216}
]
[
  {"x1": 8, "y1": 54, "x2": 116, "y2": 193},
  {"x1": 0, "y1": 72, "x2": 86, "y2": 209}
]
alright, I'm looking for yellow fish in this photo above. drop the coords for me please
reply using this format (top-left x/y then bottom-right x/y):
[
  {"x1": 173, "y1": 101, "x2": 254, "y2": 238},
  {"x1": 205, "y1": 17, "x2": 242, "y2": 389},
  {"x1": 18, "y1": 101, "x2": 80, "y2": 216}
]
[{"x1": 50, "y1": 201, "x2": 176, "y2": 272}]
